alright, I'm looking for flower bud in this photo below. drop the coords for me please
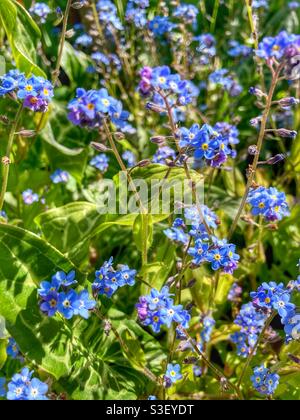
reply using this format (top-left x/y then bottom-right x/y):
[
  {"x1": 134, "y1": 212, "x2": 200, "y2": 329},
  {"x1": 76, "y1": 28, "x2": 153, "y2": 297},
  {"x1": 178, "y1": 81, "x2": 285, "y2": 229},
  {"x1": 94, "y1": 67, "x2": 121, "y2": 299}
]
[
  {"x1": 91, "y1": 142, "x2": 111, "y2": 152},
  {"x1": 16, "y1": 130, "x2": 36, "y2": 138},
  {"x1": 266, "y1": 154, "x2": 286, "y2": 165}
]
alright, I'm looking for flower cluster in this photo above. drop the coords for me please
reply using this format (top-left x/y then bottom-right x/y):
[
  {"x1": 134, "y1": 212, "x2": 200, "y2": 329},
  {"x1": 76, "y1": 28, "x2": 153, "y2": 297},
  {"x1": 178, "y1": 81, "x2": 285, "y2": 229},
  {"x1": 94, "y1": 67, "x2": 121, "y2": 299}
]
[
  {"x1": 122, "y1": 150, "x2": 136, "y2": 167},
  {"x1": 6, "y1": 368, "x2": 48, "y2": 400},
  {"x1": 252, "y1": 0, "x2": 269, "y2": 8},
  {"x1": 136, "y1": 286, "x2": 190, "y2": 333},
  {"x1": 149, "y1": 16, "x2": 175, "y2": 36},
  {"x1": 251, "y1": 366, "x2": 280, "y2": 396},
  {"x1": 125, "y1": 0, "x2": 149, "y2": 28},
  {"x1": 250, "y1": 282, "x2": 295, "y2": 317},
  {"x1": 198, "y1": 315, "x2": 215, "y2": 351},
  {"x1": 173, "y1": 4, "x2": 199, "y2": 25},
  {"x1": 92, "y1": 257, "x2": 136, "y2": 298},
  {"x1": 22, "y1": 189, "x2": 39, "y2": 205},
  {"x1": 209, "y1": 69, "x2": 242, "y2": 96},
  {"x1": 231, "y1": 303, "x2": 267, "y2": 357},
  {"x1": 228, "y1": 41, "x2": 252, "y2": 58},
  {"x1": 179, "y1": 122, "x2": 239, "y2": 168},
  {"x1": 153, "y1": 146, "x2": 176, "y2": 165},
  {"x1": 0, "y1": 71, "x2": 54, "y2": 112},
  {"x1": 90, "y1": 154, "x2": 110, "y2": 173},
  {"x1": 247, "y1": 186, "x2": 290, "y2": 222},
  {"x1": 75, "y1": 34, "x2": 93, "y2": 48},
  {"x1": 139, "y1": 66, "x2": 198, "y2": 107},
  {"x1": 194, "y1": 34, "x2": 216, "y2": 64},
  {"x1": 29, "y1": 2, "x2": 51, "y2": 23},
  {"x1": 256, "y1": 31, "x2": 300, "y2": 61},
  {"x1": 250, "y1": 280, "x2": 300, "y2": 343},
  {"x1": 228, "y1": 283, "x2": 242, "y2": 303},
  {"x1": 68, "y1": 88, "x2": 129, "y2": 130},
  {"x1": 165, "y1": 206, "x2": 239, "y2": 274},
  {"x1": 38, "y1": 271, "x2": 96, "y2": 320},
  {"x1": 50, "y1": 169, "x2": 70, "y2": 184},
  {"x1": 97, "y1": 0, "x2": 123, "y2": 31}
]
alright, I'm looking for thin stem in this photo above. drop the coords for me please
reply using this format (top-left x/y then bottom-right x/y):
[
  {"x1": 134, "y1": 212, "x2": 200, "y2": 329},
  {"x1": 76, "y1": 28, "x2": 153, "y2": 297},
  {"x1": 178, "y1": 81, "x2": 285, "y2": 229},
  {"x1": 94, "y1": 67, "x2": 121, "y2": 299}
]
[
  {"x1": 244, "y1": 0, "x2": 265, "y2": 91},
  {"x1": 103, "y1": 120, "x2": 149, "y2": 269},
  {"x1": 93, "y1": 308, "x2": 159, "y2": 384},
  {"x1": 229, "y1": 65, "x2": 282, "y2": 239},
  {"x1": 159, "y1": 91, "x2": 212, "y2": 236},
  {"x1": 237, "y1": 311, "x2": 276, "y2": 390},
  {"x1": 0, "y1": 105, "x2": 23, "y2": 212},
  {"x1": 52, "y1": 0, "x2": 72, "y2": 85},
  {"x1": 210, "y1": 0, "x2": 220, "y2": 33},
  {"x1": 178, "y1": 326, "x2": 243, "y2": 400}
]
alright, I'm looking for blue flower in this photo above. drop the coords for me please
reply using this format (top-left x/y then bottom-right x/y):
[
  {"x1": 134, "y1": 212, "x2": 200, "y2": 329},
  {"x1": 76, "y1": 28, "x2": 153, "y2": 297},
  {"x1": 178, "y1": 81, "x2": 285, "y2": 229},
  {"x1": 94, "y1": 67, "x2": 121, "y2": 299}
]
[
  {"x1": 149, "y1": 16, "x2": 175, "y2": 36},
  {"x1": 73, "y1": 290, "x2": 96, "y2": 319},
  {"x1": 57, "y1": 290, "x2": 77, "y2": 320},
  {"x1": 29, "y1": 2, "x2": 51, "y2": 23},
  {"x1": 97, "y1": 0, "x2": 123, "y2": 30},
  {"x1": 273, "y1": 293, "x2": 295, "y2": 318},
  {"x1": 252, "y1": 0, "x2": 269, "y2": 8},
  {"x1": 165, "y1": 364, "x2": 182, "y2": 384},
  {"x1": 6, "y1": 338, "x2": 20, "y2": 359},
  {"x1": 173, "y1": 4, "x2": 199, "y2": 24},
  {"x1": 122, "y1": 150, "x2": 136, "y2": 167},
  {"x1": 26, "y1": 378, "x2": 48, "y2": 400},
  {"x1": 148, "y1": 395, "x2": 157, "y2": 400},
  {"x1": 75, "y1": 34, "x2": 93, "y2": 48},
  {"x1": 188, "y1": 239, "x2": 209, "y2": 265},
  {"x1": 50, "y1": 169, "x2": 70, "y2": 184},
  {"x1": 151, "y1": 66, "x2": 172, "y2": 90},
  {"x1": 22, "y1": 189, "x2": 39, "y2": 205},
  {"x1": 38, "y1": 277, "x2": 61, "y2": 298},
  {"x1": 40, "y1": 291, "x2": 59, "y2": 317},
  {"x1": 153, "y1": 146, "x2": 176, "y2": 165},
  {"x1": 52, "y1": 270, "x2": 77, "y2": 288},
  {"x1": 282, "y1": 311, "x2": 300, "y2": 342},
  {"x1": 90, "y1": 154, "x2": 109, "y2": 173},
  {"x1": 209, "y1": 69, "x2": 242, "y2": 96},
  {"x1": 0, "y1": 378, "x2": 6, "y2": 398},
  {"x1": 200, "y1": 315, "x2": 215, "y2": 344},
  {"x1": 228, "y1": 41, "x2": 252, "y2": 58}
]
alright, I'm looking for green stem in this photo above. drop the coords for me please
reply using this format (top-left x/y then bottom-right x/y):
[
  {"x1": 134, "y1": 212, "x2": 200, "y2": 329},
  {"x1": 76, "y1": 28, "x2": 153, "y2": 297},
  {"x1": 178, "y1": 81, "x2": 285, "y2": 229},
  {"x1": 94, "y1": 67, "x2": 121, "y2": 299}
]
[
  {"x1": 178, "y1": 326, "x2": 243, "y2": 400},
  {"x1": 210, "y1": 0, "x2": 220, "y2": 33},
  {"x1": 103, "y1": 120, "x2": 149, "y2": 269},
  {"x1": 237, "y1": 311, "x2": 276, "y2": 390},
  {"x1": 52, "y1": 0, "x2": 72, "y2": 85},
  {"x1": 0, "y1": 105, "x2": 23, "y2": 212},
  {"x1": 229, "y1": 65, "x2": 282, "y2": 239}
]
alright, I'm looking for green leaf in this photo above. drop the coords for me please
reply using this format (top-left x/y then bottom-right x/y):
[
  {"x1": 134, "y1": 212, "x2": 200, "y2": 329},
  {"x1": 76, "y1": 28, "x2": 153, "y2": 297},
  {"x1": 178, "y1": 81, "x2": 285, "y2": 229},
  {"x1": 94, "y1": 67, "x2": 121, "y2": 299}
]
[
  {"x1": 61, "y1": 42, "x2": 93, "y2": 84},
  {"x1": 0, "y1": 223, "x2": 154, "y2": 399},
  {"x1": 0, "y1": 0, "x2": 45, "y2": 76},
  {"x1": 35, "y1": 202, "x2": 168, "y2": 262},
  {"x1": 0, "y1": 223, "x2": 77, "y2": 379},
  {"x1": 0, "y1": 339, "x2": 7, "y2": 369},
  {"x1": 215, "y1": 274, "x2": 235, "y2": 306},
  {"x1": 133, "y1": 213, "x2": 153, "y2": 252}
]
